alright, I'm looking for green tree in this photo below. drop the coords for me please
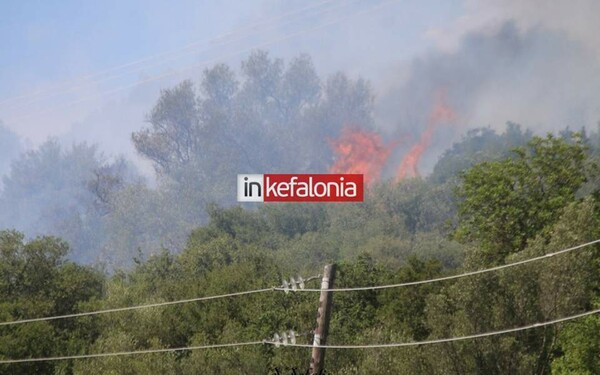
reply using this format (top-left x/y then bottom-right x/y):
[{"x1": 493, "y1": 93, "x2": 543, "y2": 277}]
[
  {"x1": 455, "y1": 133, "x2": 590, "y2": 263},
  {"x1": 430, "y1": 123, "x2": 532, "y2": 184},
  {"x1": 0, "y1": 231, "x2": 104, "y2": 375},
  {"x1": 552, "y1": 314, "x2": 600, "y2": 374}
]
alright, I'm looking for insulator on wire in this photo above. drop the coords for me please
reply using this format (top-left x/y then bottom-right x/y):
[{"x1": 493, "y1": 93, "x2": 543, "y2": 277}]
[
  {"x1": 283, "y1": 275, "x2": 308, "y2": 292},
  {"x1": 271, "y1": 330, "x2": 297, "y2": 347}
]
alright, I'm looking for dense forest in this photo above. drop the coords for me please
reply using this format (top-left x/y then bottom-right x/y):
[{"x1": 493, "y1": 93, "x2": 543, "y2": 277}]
[{"x1": 0, "y1": 51, "x2": 599, "y2": 374}]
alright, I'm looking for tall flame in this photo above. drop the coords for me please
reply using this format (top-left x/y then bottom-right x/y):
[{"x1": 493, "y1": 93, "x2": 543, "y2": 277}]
[
  {"x1": 328, "y1": 128, "x2": 395, "y2": 184},
  {"x1": 396, "y1": 91, "x2": 457, "y2": 181},
  {"x1": 327, "y1": 91, "x2": 457, "y2": 185}
]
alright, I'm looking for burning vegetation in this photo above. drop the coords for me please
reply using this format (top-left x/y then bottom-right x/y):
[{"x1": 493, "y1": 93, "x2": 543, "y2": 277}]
[
  {"x1": 329, "y1": 91, "x2": 458, "y2": 183},
  {"x1": 397, "y1": 91, "x2": 458, "y2": 181},
  {"x1": 328, "y1": 128, "x2": 395, "y2": 184}
]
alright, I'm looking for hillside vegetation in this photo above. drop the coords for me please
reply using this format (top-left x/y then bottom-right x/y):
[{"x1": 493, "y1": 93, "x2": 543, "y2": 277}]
[{"x1": 0, "y1": 127, "x2": 598, "y2": 374}]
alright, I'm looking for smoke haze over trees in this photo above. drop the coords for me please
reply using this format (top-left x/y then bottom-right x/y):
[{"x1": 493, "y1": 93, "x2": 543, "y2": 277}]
[
  {"x1": 0, "y1": 51, "x2": 376, "y2": 266},
  {"x1": 0, "y1": 41, "x2": 599, "y2": 267}
]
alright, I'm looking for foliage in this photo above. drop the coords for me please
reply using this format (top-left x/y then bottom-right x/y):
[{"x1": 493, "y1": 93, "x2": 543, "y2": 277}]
[
  {"x1": 0, "y1": 231, "x2": 103, "y2": 375},
  {"x1": 552, "y1": 314, "x2": 600, "y2": 374},
  {"x1": 455, "y1": 133, "x2": 591, "y2": 263},
  {"x1": 430, "y1": 122, "x2": 532, "y2": 184}
]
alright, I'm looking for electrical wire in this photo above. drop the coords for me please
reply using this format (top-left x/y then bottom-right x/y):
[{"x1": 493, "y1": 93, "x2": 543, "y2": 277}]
[
  {"x1": 0, "y1": 275, "x2": 321, "y2": 327},
  {"x1": 0, "y1": 288, "x2": 274, "y2": 327},
  {"x1": 275, "y1": 238, "x2": 600, "y2": 293},
  {"x1": 1, "y1": 238, "x2": 596, "y2": 327},
  {"x1": 267, "y1": 308, "x2": 600, "y2": 349},
  {"x1": 1, "y1": 308, "x2": 597, "y2": 364},
  {"x1": 0, "y1": 341, "x2": 264, "y2": 364}
]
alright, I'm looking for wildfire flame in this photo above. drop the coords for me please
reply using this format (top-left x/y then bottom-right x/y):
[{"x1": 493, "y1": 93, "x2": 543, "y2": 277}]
[
  {"x1": 327, "y1": 90, "x2": 457, "y2": 185},
  {"x1": 396, "y1": 91, "x2": 457, "y2": 181},
  {"x1": 328, "y1": 128, "x2": 395, "y2": 185}
]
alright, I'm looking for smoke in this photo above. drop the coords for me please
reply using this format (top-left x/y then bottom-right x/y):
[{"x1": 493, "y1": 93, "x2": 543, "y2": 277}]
[
  {"x1": 4, "y1": 1, "x2": 599, "y2": 179},
  {"x1": 428, "y1": 0, "x2": 600, "y2": 58},
  {"x1": 375, "y1": 19, "x2": 600, "y2": 175},
  {"x1": 0, "y1": 123, "x2": 24, "y2": 186}
]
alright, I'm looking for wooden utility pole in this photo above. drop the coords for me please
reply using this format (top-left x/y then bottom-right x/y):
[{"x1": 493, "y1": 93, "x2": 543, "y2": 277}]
[{"x1": 310, "y1": 263, "x2": 336, "y2": 374}]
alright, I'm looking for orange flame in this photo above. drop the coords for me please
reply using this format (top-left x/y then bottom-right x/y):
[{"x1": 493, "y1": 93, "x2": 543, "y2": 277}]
[
  {"x1": 396, "y1": 91, "x2": 457, "y2": 181},
  {"x1": 329, "y1": 128, "x2": 395, "y2": 184}
]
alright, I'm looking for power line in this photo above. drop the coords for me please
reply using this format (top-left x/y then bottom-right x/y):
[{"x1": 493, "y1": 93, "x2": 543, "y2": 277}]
[
  {"x1": 0, "y1": 341, "x2": 264, "y2": 364},
  {"x1": 269, "y1": 308, "x2": 600, "y2": 349},
  {"x1": 5, "y1": 0, "x2": 402, "y2": 123},
  {"x1": 0, "y1": 275, "x2": 321, "y2": 327},
  {"x1": 0, "y1": 288, "x2": 273, "y2": 327},
  {"x1": 1, "y1": 238, "x2": 596, "y2": 327},
  {"x1": 1, "y1": 308, "x2": 597, "y2": 364},
  {"x1": 0, "y1": 238, "x2": 596, "y2": 363},
  {"x1": 275, "y1": 239, "x2": 600, "y2": 293}
]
